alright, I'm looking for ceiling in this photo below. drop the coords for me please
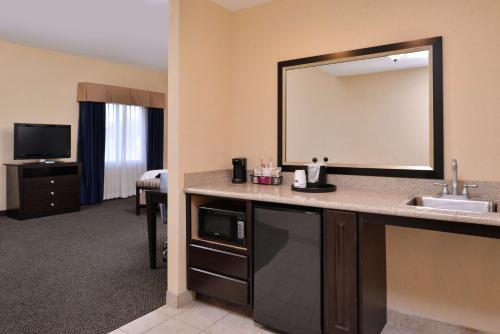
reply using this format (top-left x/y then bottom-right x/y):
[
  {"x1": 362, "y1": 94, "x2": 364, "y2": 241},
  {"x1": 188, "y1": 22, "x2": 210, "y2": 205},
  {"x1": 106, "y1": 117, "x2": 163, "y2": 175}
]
[
  {"x1": 319, "y1": 51, "x2": 429, "y2": 77},
  {"x1": 0, "y1": 0, "x2": 272, "y2": 70},
  {"x1": 0, "y1": 0, "x2": 168, "y2": 70},
  {"x1": 209, "y1": 0, "x2": 272, "y2": 11}
]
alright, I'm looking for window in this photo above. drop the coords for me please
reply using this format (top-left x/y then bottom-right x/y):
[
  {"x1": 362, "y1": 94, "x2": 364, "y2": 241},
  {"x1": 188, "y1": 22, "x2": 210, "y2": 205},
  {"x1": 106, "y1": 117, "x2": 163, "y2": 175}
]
[
  {"x1": 103, "y1": 103, "x2": 147, "y2": 200},
  {"x1": 105, "y1": 103, "x2": 146, "y2": 163}
]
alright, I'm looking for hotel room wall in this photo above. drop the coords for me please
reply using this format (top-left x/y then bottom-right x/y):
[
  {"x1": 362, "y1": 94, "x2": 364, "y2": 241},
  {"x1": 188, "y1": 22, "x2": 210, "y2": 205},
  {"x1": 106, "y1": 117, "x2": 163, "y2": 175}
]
[
  {"x1": 228, "y1": 0, "x2": 500, "y2": 331},
  {"x1": 0, "y1": 40, "x2": 168, "y2": 210}
]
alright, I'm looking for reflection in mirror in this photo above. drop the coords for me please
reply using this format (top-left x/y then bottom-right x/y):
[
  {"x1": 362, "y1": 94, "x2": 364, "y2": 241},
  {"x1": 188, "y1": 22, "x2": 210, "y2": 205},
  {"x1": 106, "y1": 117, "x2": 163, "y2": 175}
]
[{"x1": 285, "y1": 48, "x2": 432, "y2": 169}]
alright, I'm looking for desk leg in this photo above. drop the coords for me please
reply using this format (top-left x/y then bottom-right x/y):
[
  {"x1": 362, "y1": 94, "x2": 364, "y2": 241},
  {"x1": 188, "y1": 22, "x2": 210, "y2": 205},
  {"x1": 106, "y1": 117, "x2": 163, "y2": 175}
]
[
  {"x1": 147, "y1": 197, "x2": 157, "y2": 269},
  {"x1": 136, "y1": 187, "x2": 141, "y2": 215}
]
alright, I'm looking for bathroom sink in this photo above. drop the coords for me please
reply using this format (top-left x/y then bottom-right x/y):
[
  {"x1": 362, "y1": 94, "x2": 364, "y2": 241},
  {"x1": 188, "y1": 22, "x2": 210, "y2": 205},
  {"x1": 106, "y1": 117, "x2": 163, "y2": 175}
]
[{"x1": 406, "y1": 196, "x2": 497, "y2": 213}]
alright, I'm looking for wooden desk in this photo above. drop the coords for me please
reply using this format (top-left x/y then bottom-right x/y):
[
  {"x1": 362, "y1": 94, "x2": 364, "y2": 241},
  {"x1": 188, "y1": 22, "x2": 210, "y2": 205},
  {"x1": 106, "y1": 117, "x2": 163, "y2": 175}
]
[{"x1": 146, "y1": 190, "x2": 167, "y2": 269}]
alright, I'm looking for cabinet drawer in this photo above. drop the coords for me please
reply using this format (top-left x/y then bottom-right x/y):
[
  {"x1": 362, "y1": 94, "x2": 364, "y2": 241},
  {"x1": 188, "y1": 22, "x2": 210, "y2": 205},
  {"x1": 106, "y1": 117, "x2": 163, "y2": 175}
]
[
  {"x1": 23, "y1": 196, "x2": 79, "y2": 215},
  {"x1": 189, "y1": 244, "x2": 248, "y2": 280},
  {"x1": 24, "y1": 175, "x2": 79, "y2": 190},
  {"x1": 24, "y1": 187, "x2": 78, "y2": 202},
  {"x1": 188, "y1": 267, "x2": 248, "y2": 305}
]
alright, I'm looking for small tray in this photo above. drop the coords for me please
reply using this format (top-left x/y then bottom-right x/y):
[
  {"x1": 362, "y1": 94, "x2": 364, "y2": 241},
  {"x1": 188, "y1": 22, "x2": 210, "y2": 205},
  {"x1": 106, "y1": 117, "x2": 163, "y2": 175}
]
[
  {"x1": 291, "y1": 183, "x2": 336, "y2": 193},
  {"x1": 250, "y1": 175, "x2": 282, "y2": 185}
]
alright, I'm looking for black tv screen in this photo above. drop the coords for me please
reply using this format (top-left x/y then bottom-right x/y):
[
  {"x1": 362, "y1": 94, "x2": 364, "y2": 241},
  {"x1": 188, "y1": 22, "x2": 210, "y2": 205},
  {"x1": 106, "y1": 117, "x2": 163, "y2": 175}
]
[{"x1": 14, "y1": 123, "x2": 71, "y2": 160}]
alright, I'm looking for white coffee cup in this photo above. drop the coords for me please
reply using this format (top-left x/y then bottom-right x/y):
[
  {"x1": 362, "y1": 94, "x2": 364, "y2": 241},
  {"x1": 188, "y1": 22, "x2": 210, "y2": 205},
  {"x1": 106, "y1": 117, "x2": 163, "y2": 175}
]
[{"x1": 293, "y1": 170, "x2": 307, "y2": 188}]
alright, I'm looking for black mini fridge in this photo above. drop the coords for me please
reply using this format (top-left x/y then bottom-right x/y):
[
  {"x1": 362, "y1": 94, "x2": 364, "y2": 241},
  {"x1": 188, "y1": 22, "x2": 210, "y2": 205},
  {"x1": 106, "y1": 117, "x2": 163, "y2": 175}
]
[{"x1": 253, "y1": 205, "x2": 322, "y2": 334}]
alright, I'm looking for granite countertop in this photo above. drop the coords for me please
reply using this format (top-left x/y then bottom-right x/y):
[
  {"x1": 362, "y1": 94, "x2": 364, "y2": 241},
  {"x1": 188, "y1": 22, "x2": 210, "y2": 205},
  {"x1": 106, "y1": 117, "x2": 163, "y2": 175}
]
[{"x1": 184, "y1": 182, "x2": 500, "y2": 227}]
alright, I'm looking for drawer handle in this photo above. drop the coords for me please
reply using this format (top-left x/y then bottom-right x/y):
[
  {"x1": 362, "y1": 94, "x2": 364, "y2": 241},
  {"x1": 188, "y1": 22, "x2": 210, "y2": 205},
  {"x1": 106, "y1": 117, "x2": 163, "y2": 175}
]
[
  {"x1": 50, "y1": 203, "x2": 55, "y2": 207},
  {"x1": 190, "y1": 244, "x2": 247, "y2": 259},
  {"x1": 50, "y1": 191, "x2": 55, "y2": 196},
  {"x1": 50, "y1": 180, "x2": 55, "y2": 184},
  {"x1": 189, "y1": 267, "x2": 246, "y2": 284}
]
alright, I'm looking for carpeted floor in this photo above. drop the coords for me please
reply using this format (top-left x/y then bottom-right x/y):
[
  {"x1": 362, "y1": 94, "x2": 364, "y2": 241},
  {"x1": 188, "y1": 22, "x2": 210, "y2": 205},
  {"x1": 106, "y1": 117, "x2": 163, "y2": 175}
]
[{"x1": 0, "y1": 197, "x2": 167, "y2": 334}]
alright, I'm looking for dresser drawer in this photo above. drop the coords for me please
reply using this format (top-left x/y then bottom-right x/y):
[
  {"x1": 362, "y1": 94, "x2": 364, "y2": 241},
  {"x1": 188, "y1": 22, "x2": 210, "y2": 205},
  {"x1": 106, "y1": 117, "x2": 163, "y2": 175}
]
[
  {"x1": 24, "y1": 187, "x2": 78, "y2": 202},
  {"x1": 189, "y1": 244, "x2": 248, "y2": 280},
  {"x1": 24, "y1": 175, "x2": 79, "y2": 190},
  {"x1": 23, "y1": 195, "x2": 79, "y2": 215},
  {"x1": 188, "y1": 267, "x2": 248, "y2": 305}
]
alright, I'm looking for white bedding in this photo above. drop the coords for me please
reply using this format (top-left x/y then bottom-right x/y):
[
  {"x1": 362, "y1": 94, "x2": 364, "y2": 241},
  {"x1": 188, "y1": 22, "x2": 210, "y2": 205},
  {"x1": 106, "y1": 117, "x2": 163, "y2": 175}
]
[{"x1": 139, "y1": 169, "x2": 168, "y2": 180}]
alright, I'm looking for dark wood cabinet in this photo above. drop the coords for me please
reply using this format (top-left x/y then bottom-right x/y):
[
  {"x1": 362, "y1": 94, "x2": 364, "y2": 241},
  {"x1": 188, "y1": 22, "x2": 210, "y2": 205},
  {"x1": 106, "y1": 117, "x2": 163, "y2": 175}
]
[
  {"x1": 185, "y1": 195, "x2": 387, "y2": 332},
  {"x1": 186, "y1": 239, "x2": 251, "y2": 306},
  {"x1": 189, "y1": 244, "x2": 248, "y2": 280},
  {"x1": 358, "y1": 214, "x2": 388, "y2": 334},
  {"x1": 324, "y1": 210, "x2": 387, "y2": 334},
  {"x1": 188, "y1": 267, "x2": 248, "y2": 306},
  {"x1": 186, "y1": 194, "x2": 252, "y2": 309},
  {"x1": 324, "y1": 210, "x2": 358, "y2": 334},
  {"x1": 5, "y1": 163, "x2": 80, "y2": 220}
]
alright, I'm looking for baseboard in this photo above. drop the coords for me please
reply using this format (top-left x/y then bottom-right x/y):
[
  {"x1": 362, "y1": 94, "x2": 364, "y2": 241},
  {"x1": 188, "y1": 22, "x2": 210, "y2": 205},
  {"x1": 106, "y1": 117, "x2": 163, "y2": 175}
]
[
  {"x1": 166, "y1": 290, "x2": 194, "y2": 308},
  {"x1": 388, "y1": 309, "x2": 496, "y2": 334}
]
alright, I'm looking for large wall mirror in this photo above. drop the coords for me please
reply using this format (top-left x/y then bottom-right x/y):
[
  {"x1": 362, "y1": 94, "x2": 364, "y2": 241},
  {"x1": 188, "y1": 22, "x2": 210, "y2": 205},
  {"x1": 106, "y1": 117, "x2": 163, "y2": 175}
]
[{"x1": 278, "y1": 37, "x2": 443, "y2": 178}]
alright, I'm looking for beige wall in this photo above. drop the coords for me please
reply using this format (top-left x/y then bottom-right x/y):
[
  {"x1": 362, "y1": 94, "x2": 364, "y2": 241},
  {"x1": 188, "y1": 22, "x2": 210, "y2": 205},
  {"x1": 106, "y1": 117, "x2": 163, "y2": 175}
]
[
  {"x1": 387, "y1": 226, "x2": 500, "y2": 331},
  {"x1": 286, "y1": 67, "x2": 430, "y2": 166},
  {"x1": 167, "y1": 0, "x2": 232, "y2": 304},
  {"x1": 168, "y1": 0, "x2": 500, "y2": 331},
  {"x1": 226, "y1": 0, "x2": 500, "y2": 332},
  {"x1": 0, "y1": 40, "x2": 168, "y2": 211},
  {"x1": 228, "y1": 0, "x2": 500, "y2": 183}
]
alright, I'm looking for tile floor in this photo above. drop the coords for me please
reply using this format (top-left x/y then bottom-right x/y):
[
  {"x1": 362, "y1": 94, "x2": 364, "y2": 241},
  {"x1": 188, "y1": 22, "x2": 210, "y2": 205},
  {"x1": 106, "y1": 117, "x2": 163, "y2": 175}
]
[{"x1": 109, "y1": 300, "x2": 403, "y2": 334}]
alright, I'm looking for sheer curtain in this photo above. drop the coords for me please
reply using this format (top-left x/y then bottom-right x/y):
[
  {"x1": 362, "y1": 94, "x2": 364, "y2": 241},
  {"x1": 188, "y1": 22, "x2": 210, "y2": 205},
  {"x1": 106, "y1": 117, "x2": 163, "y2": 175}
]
[{"x1": 104, "y1": 103, "x2": 147, "y2": 200}]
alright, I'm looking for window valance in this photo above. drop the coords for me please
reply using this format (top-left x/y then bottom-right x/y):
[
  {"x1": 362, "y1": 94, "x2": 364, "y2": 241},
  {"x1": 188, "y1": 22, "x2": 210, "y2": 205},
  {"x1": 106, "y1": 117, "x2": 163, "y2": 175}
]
[{"x1": 77, "y1": 82, "x2": 165, "y2": 108}]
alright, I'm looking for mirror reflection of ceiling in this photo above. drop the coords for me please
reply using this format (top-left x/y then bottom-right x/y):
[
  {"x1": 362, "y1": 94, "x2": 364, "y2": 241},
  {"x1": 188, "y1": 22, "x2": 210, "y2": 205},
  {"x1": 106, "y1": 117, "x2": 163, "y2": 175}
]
[
  {"x1": 284, "y1": 49, "x2": 432, "y2": 169},
  {"x1": 318, "y1": 50, "x2": 429, "y2": 77}
]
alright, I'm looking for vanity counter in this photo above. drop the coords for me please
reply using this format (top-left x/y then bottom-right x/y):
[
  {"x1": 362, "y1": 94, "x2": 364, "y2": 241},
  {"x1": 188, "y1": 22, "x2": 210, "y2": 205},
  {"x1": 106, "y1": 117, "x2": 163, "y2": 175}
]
[
  {"x1": 185, "y1": 182, "x2": 500, "y2": 228},
  {"x1": 184, "y1": 181, "x2": 500, "y2": 334}
]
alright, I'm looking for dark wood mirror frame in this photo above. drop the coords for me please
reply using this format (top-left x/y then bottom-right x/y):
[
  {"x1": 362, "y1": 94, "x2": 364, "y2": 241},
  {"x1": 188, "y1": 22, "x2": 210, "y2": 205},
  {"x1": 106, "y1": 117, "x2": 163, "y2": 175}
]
[{"x1": 277, "y1": 37, "x2": 443, "y2": 179}]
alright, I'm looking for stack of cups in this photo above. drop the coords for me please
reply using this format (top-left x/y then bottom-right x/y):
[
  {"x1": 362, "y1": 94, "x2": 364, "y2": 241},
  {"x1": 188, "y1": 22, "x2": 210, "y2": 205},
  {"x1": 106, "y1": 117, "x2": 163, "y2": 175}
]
[{"x1": 293, "y1": 170, "x2": 307, "y2": 188}]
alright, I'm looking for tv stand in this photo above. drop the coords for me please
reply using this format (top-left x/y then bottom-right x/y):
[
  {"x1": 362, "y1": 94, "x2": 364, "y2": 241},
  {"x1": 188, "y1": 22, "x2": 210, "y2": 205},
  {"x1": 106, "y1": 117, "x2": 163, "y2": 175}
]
[{"x1": 4, "y1": 162, "x2": 81, "y2": 220}]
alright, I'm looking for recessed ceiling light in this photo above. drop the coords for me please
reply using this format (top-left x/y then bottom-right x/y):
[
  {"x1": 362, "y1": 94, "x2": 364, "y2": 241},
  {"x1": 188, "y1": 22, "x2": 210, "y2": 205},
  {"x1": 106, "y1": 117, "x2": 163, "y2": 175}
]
[{"x1": 388, "y1": 54, "x2": 404, "y2": 62}]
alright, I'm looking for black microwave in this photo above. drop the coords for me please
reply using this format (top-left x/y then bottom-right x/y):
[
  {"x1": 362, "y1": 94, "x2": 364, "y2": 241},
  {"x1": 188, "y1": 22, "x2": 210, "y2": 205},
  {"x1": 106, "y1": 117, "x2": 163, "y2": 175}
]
[{"x1": 198, "y1": 204, "x2": 246, "y2": 246}]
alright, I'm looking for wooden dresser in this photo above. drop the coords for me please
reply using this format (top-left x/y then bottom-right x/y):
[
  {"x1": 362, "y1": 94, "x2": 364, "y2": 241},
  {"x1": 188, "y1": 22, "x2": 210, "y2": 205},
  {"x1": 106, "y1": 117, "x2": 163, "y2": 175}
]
[{"x1": 5, "y1": 162, "x2": 81, "y2": 220}]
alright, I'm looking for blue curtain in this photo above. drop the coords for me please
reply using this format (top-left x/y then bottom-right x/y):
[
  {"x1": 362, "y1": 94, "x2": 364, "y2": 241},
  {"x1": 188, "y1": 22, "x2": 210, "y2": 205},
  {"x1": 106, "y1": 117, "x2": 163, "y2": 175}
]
[
  {"x1": 77, "y1": 101, "x2": 106, "y2": 205},
  {"x1": 147, "y1": 107, "x2": 164, "y2": 170}
]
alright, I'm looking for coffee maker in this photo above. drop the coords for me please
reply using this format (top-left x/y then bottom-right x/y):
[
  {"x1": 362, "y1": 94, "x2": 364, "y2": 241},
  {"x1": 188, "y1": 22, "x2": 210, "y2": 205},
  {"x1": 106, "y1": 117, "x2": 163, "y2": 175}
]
[{"x1": 232, "y1": 157, "x2": 247, "y2": 183}]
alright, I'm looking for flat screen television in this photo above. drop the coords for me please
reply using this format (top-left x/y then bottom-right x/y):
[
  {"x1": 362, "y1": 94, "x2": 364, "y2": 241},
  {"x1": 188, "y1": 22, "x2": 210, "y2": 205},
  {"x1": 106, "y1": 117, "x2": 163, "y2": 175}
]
[{"x1": 14, "y1": 123, "x2": 71, "y2": 160}]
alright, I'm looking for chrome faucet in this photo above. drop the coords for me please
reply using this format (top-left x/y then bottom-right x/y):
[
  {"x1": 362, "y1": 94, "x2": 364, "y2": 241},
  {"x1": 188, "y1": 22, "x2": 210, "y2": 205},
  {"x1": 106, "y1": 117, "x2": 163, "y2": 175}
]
[
  {"x1": 451, "y1": 159, "x2": 458, "y2": 196},
  {"x1": 434, "y1": 159, "x2": 478, "y2": 198}
]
